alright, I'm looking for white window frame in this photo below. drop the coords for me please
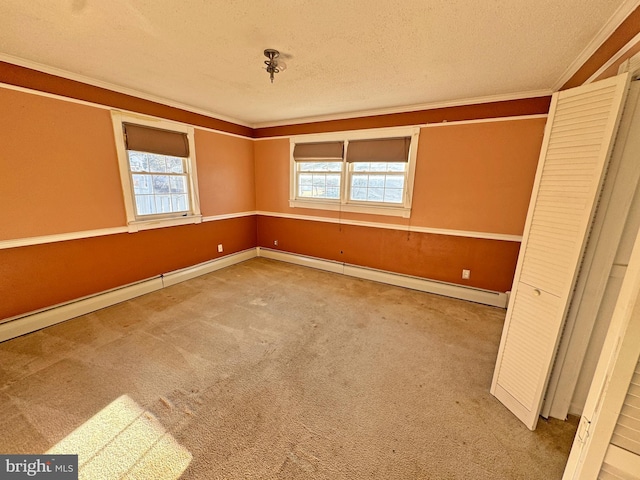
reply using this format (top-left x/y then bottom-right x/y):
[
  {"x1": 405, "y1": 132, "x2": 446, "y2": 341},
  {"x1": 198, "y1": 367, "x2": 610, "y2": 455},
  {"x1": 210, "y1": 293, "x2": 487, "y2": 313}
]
[
  {"x1": 289, "y1": 126, "x2": 420, "y2": 218},
  {"x1": 111, "y1": 111, "x2": 202, "y2": 232}
]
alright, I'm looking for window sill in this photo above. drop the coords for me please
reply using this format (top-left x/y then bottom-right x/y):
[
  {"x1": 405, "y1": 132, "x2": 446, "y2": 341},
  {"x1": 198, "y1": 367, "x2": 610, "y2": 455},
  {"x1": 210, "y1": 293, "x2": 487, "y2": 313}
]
[
  {"x1": 127, "y1": 214, "x2": 203, "y2": 233},
  {"x1": 289, "y1": 199, "x2": 410, "y2": 218}
]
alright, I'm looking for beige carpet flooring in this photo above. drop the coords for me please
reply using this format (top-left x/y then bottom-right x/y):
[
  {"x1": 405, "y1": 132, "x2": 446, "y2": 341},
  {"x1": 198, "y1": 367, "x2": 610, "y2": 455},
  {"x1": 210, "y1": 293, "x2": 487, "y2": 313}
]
[{"x1": 0, "y1": 258, "x2": 578, "y2": 479}]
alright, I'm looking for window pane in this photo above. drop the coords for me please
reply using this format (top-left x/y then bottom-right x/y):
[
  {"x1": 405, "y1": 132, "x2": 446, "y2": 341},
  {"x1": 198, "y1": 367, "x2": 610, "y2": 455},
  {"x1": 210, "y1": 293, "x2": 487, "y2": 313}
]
[
  {"x1": 132, "y1": 174, "x2": 153, "y2": 194},
  {"x1": 326, "y1": 187, "x2": 340, "y2": 198},
  {"x1": 299, "y1": 173, "x2": 313, "y2": 186},
  {"x1": 384, "y1": 189, "x2": 403, "y2": 203},
  {"x1": 367, "y1": 188, "x2": 384, "y2": 202},
  {"x1": 169, "y1": 176, "x2": 187, "y2": 193},
  {"x1": 349, "y1": 172, "x2": 406, "y2": 205},
  {"x1": 352, "y1": 162, "x2": 406, "y2": 173},
  {"x1": 312, "y1": 174, "x2": 326, "y2": 187},
  {"x1": 298, "y1": 172, "x2": 341, "y2": 199},
  {"x1": 311, "y1": 174, "x2": 327, "y2": 197},
  {"x1": 388, "y1": 163, "x2": 406, "y2": 172},
  {"x1": 299, "y1": 161, "x2": 342, "y2": 172},
  {"x1": 369, "y1": 163, "x2": 387, "y2": 172},
  {"x1": 135, "y1": 195, "x2": 156, "y2": 215},
  {"x1": 171, "y1": 194, "x2": 188, "y2": 211},
  {"x1": 368, "y1": 176, "x2": 384, "y2": 188},
  {"x1": 385, "y1": 175, "x2": 405, "y2": 189},
  {"x1": 128, "y1": 152, "x2": 149, "y2": 172},
  {"x1": 299, "y1": 185, "x2": 313, "y2": 197},
  {"x1": 152, "y1": 175, "x2": 170, "y2": 194},
  {"x1": 166, "y1": 156, "x2": 185, "y2": 173},
  {"x1": 148, "y1": 155, "x2": 167, "y2": 173},
  {"x1": 351, "y1": 187, "x2": 367, "y2": 200},
  {"x1": 326, "y1": 174, "x2": 340, "y2": 187},
  {"x1": 155, "y1": 195, "x2": 172, "y2": 213},
  {"x1": 352, "y1": 174, "x2": 368, "y2": 187}
]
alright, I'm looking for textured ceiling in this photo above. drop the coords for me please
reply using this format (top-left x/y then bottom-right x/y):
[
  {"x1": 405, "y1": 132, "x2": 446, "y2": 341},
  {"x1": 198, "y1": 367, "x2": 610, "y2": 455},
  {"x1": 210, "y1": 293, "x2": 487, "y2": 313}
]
[{"x1": 0, "y1": 0, "x2": 637, "y2": 126}]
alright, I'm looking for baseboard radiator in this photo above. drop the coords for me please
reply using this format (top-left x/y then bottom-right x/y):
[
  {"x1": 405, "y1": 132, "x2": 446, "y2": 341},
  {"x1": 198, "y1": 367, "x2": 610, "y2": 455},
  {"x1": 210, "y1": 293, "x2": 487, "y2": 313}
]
[
  {"x1": 257, "y1": 248, "x2": 507, "y2": 308},
  {"x1": 0, "y1": 247, "x2": 507, "y2": 343},
  {"x1": 0, "y1": 249, "x2": 257, "y2": 343}
]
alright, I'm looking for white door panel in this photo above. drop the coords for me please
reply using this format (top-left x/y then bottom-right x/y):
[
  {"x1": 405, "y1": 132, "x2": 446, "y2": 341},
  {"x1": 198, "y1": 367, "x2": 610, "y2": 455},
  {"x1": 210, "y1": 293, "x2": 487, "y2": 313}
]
[{"x1": 492, "y1": 73, "x2": 631, "y2": 430}]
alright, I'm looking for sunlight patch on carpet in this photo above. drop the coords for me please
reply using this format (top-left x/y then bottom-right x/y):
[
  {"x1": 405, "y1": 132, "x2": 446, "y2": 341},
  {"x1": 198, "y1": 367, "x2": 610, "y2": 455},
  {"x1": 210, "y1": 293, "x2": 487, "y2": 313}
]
[{"x1": 47, "y1": 395, "x2": 191, "y2": 479}]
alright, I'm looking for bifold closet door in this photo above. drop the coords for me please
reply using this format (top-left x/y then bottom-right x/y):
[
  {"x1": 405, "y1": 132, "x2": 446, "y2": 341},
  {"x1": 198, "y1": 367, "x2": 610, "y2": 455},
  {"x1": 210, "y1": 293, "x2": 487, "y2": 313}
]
[
  {"x1": 491, "y1": 72, "x2": 631, "y2": 430},
  {"x1": 563, "y1": 220, "x2": 640, "y2": 479}
]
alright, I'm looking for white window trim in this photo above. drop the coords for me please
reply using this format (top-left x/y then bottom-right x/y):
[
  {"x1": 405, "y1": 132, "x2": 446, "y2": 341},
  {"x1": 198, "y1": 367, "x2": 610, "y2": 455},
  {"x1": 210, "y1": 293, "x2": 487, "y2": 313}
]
[
  {"x1": 111, "y1": 111, "x2": 202, "y2": 232},
  {"x1": 289, "y1": 126, "x2": 420, "y2": 218}
]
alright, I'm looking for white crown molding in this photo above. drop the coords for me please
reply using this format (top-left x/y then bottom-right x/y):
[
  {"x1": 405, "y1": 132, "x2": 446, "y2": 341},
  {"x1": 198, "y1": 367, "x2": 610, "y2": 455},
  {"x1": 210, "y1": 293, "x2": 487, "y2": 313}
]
[
  {"x1": 1, "y1": 53, "x2": 552, "y2": 133},
  {"x1": 552, "y1": 0, "x2": 640, "y2": 91},
  {"x1": 419, "y1": 114, "x2": 548, "y2": 129},
  {"x1": 0, "y1": 52, "x2": 252, "y2": 128},
  {"x1": 252, "y1": 89, "x2": 553, "y2": 129},
  {"x1": 254, "y1": 114, "x2": 548, "y2": 141}
]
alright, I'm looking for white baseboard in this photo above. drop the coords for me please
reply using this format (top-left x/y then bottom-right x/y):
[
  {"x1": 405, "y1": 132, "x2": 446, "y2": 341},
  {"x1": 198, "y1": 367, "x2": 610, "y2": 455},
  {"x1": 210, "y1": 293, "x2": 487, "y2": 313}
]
[
  {"x1": 0, "y1": 248, "x2": 258, "y2": 343},
  {"x1": 257, "y1": 247, "x2": 507, "y2": 308},
  {"x1": 256, "y1": 248, "x2": 345, "y2": 274},
  {"x1": 0, "y1": 246, "x2": 505, "y2": 344},
  {"x1": 162, "y1": 249, "x2": 257, "y2": 287}
]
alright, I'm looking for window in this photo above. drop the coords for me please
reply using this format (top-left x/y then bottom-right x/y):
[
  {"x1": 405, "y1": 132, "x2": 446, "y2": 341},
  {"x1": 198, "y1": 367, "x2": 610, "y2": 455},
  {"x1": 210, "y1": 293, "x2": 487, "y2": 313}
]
[
  {"x1": 292, "y1": 141, "x2": 344, "y2": 201},
  {"x1": 297, "y1": 161, "x2": 342, "y2": 200},
  {"x1": 290, "y1": 128, "x2": 419, "y2": 218},
  {"x1": 111, "y1": 112, "x2": 201, "y2": 232},
  {"x1": 350, "y1": 161, "x2": 406, "y2": 203}
]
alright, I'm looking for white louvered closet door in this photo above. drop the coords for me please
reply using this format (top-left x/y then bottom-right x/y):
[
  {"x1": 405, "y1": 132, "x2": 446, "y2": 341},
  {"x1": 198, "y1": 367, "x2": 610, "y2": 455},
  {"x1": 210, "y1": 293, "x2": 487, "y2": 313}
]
[
  {"x1": 600, "y1": 356, "x2": 640, "y2": 478},
  {"x1": 562, "y1": 211, "x2": 640, "y2": 479},
  {"x1": 491, "y1": 73, "x2": 631, "y2": 430}
]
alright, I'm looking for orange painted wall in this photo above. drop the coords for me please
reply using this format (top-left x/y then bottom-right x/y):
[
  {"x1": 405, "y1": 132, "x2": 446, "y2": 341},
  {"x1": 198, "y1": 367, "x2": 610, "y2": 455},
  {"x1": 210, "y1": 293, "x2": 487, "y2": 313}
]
[
  {"x1": 254, "y1": 118, "x2": 545, "y2": 235},
  {"x1": 0, "y1": 217, "x2": 256, "y2": 319},
  {"x1": 253, "y1": 118, "x2": 546, "y2": 292},
  {"x1": 0, "y1": 61, "x2": 252, "y2": 137},
  {"x1": 411, "y1": 119, "x2": 546, "y2": 235},
  {"x1": 1, "y1": 86, "x2": 258, "y2": 320},
  {"x1": 3, "y1": 3, "x2": 637, "y2": 320},
  {"x1": 195, "y1": 129, "x2": 256, "y2": 216},
  {"x1": 257, "y1": 217, "x2": 520, "y2": 292},
  {"x1": 0, "y1": 88, "x2": 126, "y2": 240},
  {"x1": 254, "y1": 97, "x2": 551, "y2": 138}
]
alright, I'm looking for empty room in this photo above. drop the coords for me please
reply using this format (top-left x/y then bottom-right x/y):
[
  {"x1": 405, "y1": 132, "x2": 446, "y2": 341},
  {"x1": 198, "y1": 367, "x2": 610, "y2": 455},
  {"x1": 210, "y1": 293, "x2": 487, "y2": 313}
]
[{"x1": 2, "y1": 1, "x2": 640, "y2": 479}]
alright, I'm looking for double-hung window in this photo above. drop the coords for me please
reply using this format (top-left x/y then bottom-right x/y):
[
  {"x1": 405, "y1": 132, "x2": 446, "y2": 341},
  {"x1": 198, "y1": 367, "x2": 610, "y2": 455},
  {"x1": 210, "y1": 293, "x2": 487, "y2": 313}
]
[
  {"x1": 290, "y1": 127, "x2": 419, "y2": 218},
  {"x1": 347, "y1": 137, "x2": 410, "y2": 205},
  {"x1": 111, "y1": 112, "x2": 201, "y2": 232},
  {"x1": 293, "y1": 142, "x2": 344, "y2": 200}
]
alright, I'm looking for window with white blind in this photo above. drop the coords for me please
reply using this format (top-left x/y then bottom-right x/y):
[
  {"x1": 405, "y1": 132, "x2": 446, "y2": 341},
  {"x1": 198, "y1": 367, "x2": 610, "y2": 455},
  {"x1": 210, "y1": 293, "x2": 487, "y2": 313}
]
[
  {"x1": 290, "y1": 127, "x2": 419, "y2": 218},
  {"x1": 111, "y1": 112, "x2": 202, "y2": 232}
]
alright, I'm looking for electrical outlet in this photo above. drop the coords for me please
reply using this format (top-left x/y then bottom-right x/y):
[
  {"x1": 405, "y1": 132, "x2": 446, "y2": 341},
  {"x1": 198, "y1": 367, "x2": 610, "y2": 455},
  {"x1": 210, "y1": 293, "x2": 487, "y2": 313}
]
[
  {"x1": 217, "y1": 244, "x2": 223, "y2": 253},
  {"x1": 462, "y1": 269, "x2": 470, "y2": 279},
  {"x1": 274, "y1": 240, "x2": 278, "y2": 246}
]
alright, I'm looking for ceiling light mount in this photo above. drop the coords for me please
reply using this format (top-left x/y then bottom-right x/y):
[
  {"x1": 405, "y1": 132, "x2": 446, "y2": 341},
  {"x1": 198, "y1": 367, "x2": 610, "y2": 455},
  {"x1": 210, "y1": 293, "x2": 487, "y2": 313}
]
[{"x1": 264, "y1": 49, "x2": 286, "y2": 83}]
